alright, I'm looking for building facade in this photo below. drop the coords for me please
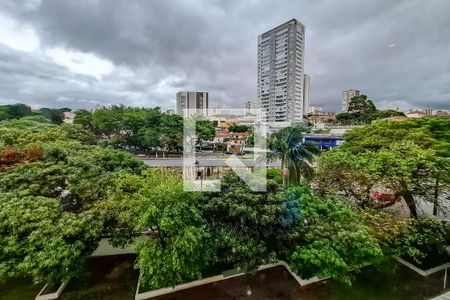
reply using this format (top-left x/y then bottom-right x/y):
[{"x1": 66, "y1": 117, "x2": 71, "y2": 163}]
[
  {"x1": 435, "y1": 110, "x2": 450, "y2": 118},
  {"x1": 257, "y1": 19, "x2": 305, "y2": 123},
  {"x1": 303, "y1": 74, "x2": 310, "y2": 116},
  {"x1": 304, "y1": 134, "x2": 344, "y2": 151},
  {"x1": 342, "y1": 89, "x2": 360, "y2": 112},
  {"x1": 309, "y1": 105, "x2": 323, "y2": 113},
  {"x1": 305, "y1": 111, "x2": 336, "y2": 127},
  {"x1": 176, "y1": 91, "x2": 208, "y2": 116},
  {"x1": 244, "y1": 101, "x2": 259, "y2": 115}
]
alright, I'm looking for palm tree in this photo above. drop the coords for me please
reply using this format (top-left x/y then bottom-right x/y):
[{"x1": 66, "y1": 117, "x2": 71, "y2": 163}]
[{"x1": 268, "y1": 126, "x2": 320, "y2": 187}]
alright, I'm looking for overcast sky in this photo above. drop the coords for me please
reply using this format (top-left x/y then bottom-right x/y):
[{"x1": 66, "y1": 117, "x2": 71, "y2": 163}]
[{"x1": 0, "y1": 0, "x2": 449, "y2": 112}]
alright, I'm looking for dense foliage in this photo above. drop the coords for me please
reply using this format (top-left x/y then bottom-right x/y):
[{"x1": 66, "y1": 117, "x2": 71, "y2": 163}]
[
  {"x1": 195, "y1": 120, "x2": 216, "y2": 150},
  {"x1": 316, "y1": 118, "x2": 450, "y2": 217},
  {"x1": 0, "y1": 112, "x2": 448, "y2": 291},
  {"x1": 398, "y1": 218, "x2": 450, "y2": 268},
  {"x1": 0, "y1": 103, "x2": 70, "y2": 124},
  {"x1": 105, "y1": 169, "x2": 214, "y2": 289},
  {"x1": 200, "y1": 170, "x2": 289, "y2": 271},
  {"x1": 0, "y1": 117, "x2": 144, "y2": 285},
  {"x1": 288, "y1": 187, "x2": 383, "y2": 284},
  {"x1": 336, "y1": 95, "x2": 405, "y2": 125},
  {"x1": 0, "y1": 116, "x2": 94, "y2": 147},
  {"x1": 74, "y1": 105, "x2": 185, "y2": 152},
  {"x1": 0, "y1": 194, "x2": 102, "y2": 284},
  {"x1": 228, "y1": 124, "x2": 251, "y2": 133}
]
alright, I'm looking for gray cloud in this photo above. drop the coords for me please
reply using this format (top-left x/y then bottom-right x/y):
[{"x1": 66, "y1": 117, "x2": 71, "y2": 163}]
[{"x1": 0, "y1": 0, "x2": 449, "y2": 111}]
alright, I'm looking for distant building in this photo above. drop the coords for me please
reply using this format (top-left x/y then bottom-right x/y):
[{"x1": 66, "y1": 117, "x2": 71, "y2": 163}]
[
  {"x1": 211, "y1": 106, "x2": 224, "y2": 116},
  {"x1": 244, "y1": 101, "x2": 259, "y2": 115},
  {"x1": 435, "y1": 110, "x2": 450, "y2": 118},
  {"x1": 227, "y1": 132, "x2": 248, "y2": 154},
  {"x1": 176, "y1": 91, "x2": 208, "y2": 116},
  {"x1": 410, "y1": 107, "x2": 432, "y2": 114},
  {"x1": 406, "y1": 110, "x2": 431, "y2": 118},
  {"x1": 304, "y1": 134, "x2": 344, "y2": 151},
  {"x1": 303, "y1": 74, "x2": 310, "y2": 116},
  {"x1": 257, "y1": 19, "x2": 305, "y2": 123},
  {"x1": 391, "y1": 105, "x2": 402, "y2": 112},
  {"x1": 309, "y1": 105, "x2": 323, "y2": 114},
  {"x1": 342, "y1": 89, "x2": 360, "y2": 112},
  {"x1": 165, "y1": 109, "x2": 175, "y2": 115},
  {"x1": 305, "y1": 111, "x2": 336, "y2": 127}
]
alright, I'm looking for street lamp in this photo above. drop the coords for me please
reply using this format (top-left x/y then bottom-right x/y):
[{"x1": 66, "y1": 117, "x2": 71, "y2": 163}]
[{"x1": 194, "y1": 160, "x2": 203, "y2": 189}]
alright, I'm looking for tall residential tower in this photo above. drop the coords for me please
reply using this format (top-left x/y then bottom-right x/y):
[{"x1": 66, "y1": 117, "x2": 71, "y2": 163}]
[
  {"x1": 176, "y1": 91, "x2": 209, "y2": 116},
  {"x1": 342, "y1": 89, "x2": 360, "y2": 112},
  {"x1": 257, "y1": 19, "x2": 305, "y2": 123}
]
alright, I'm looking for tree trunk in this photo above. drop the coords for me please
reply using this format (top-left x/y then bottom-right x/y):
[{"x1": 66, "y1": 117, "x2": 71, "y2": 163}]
[
  {"x1": 403, "y1": 190, "x2": 418, "y2": 218},
  {"x1": 433, "y1": 178, "x2": 439, "y2": 216}
]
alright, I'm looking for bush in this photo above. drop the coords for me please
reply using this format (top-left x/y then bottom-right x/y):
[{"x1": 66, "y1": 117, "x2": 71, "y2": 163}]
[{"x1": 399, "y1": 218, "x2": 449, "y2": 268}]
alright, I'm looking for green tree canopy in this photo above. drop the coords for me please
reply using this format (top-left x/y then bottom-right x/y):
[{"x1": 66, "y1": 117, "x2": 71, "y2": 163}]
[
  {"x1": 0, "y1": 118, "x2": 145, "y2": 285},
  {"x1": 336, "y1": 95, "x2": 406, "y2": 125},
  {"x1": 287, "y1": 187, "x2": 383, "y2": 284},
  {"x1": 195, "y1": 120, "x2": 215, "y2": 151},
  {"x1": 73, "y1": 109, "x2": 94, "y2": 131},
  {"x1": 228, "y1": 124, "x2": 251, "y2": 133},
  {"x1": 104, "y1": 169, "x2": 215, "y2": 289},
  {"x1": 200, "y1": 170, "x2": 299, "y2": 271},
  {"x1": 0, "y1": 104, "x2": 33, "y2": 121},
  {"x1": 0, "y1": 193, "x2": 103, "y2": 285},
  {"x1": 348, "y1": 94, "x2": 376, "y2": 114},
  {"x1": 316, "y1": 119, "x2": 450, "y2": 217},
  {"x1": 0, "y1": 117, "x2": 94, "y2": 146},
  {"x1": 343, "y1": 117, "x2": 450, "y2": 157}
]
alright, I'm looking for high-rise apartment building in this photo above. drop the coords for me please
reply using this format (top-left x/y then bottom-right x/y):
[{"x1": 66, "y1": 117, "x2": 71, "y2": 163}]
[
  {"x1": 303, "y1": 74, "x2": 310, "y2": 115},
  {"x1": 257, "y1": 19, "x2": 305, "y2": 123},
  {"x1": 342, "y1": 89, "x2": 360, "y2": 112},
  {"x1": 176, "y1": 91, "x2": 208, "y2": 116}
]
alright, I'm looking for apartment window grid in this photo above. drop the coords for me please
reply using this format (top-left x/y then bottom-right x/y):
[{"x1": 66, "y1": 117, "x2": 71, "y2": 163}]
[{"x1": 257, "y1": 19, "x2": 305, "y2": 123}]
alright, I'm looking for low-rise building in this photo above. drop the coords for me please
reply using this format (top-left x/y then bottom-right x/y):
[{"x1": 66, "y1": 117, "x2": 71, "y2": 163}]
[
  {"x1": 227, "y1": 140, "x2": 245, "y2": 154},
  {"x1": 305, "y1": 111, "x2": 336, "y2": 127},
  {"x1": 435, "y1": 110, "x2": 450, "y2": 118},
  {"x1": 304, "y1": 134, "x2": 344, "y2": 151},
  {"x1": 405, "y1": 110, "x2": 431, "y2": 118},
  {"x1": 211, "y1": 130, "x2": 248, "y2": 155},
  {"x1": 308, "y1": 106, "x2": 323, "y2": 114}
]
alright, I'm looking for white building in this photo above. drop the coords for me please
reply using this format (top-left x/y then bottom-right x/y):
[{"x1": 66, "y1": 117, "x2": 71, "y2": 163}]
[
  {"x1": 342, "y1": 89, "x2": 360, "y2": 112},
  {"x1": 176, "y1": 91, "x2": 209, "y2": 116},
  {"x1": 309, "y1": 105, "x2": 323, "y2": 113},
  {"x1": 244, "y1": 101, "x2": 259, "y2": 115},
  {"x1": 406, "y1": 110, "x2": 431, "y2": 118},
  {"x1": 257, "y1": 19, "x2": 305, "y2": 124},
  {"x1": 303, "y1": 74, "x2": 310, "y2": 116},
  {"x1": 63, "y1": 111, "x2": 75, "y2": 124},
  {"x1": 210, "y1": 105, "x2": 224, "y2": 116}
]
